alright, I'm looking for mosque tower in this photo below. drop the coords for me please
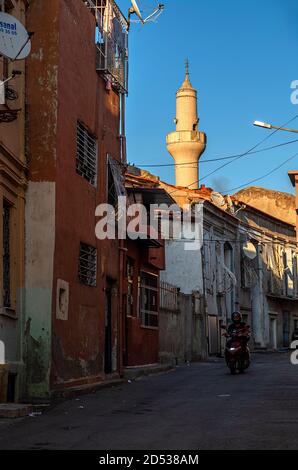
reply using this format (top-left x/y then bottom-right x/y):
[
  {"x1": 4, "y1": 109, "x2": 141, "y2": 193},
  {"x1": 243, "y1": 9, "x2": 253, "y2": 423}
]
[{"x1": 166, "y1": 61, "x2": 206, "y2": 189}]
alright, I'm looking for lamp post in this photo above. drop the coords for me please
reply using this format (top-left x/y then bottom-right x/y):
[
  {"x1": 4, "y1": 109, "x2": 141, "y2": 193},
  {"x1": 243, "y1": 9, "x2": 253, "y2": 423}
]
[
  {"x1": 253, "y1": 120, "x2": 298, "y2": 251},
  {"x1": 253, "y1": 120, "x2": 298, "y2": 134}
]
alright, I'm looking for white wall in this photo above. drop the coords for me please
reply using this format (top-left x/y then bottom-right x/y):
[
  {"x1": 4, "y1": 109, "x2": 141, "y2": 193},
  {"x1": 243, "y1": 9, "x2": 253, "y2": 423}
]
[{"x1": 161, "y1": 240, "x2": 203, "y2": 295}]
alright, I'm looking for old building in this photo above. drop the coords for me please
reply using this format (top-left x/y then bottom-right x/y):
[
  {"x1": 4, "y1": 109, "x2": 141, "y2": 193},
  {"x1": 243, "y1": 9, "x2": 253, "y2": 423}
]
[
  {"x1": 288, "y1": 170, "x2": 298, "y2": 248},
  {"x1": 24, "y1": 0, "x2": 128, "y2": 399},
  {"x1": 123, "y1": 170, "x2": 173, "y2": 368},
  {"x1": 0, "y1": 0, "x2": 28, "y2": 402},
  {"x1": 235, "y1": 189, "x2": 298, "y2": 350}
]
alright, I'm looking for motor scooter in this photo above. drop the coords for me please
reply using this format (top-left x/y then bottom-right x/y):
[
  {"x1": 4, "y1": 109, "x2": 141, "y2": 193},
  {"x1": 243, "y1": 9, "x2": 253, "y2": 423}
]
[{"x1": 221, "y1": 324, "x2": 251, "y2": 375}]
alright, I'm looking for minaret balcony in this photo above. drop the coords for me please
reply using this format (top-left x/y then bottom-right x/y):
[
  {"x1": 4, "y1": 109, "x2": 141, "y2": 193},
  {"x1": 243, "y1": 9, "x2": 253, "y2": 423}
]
[{"x1": 166, "y1": 130, "x2": 206, "y2": 145}]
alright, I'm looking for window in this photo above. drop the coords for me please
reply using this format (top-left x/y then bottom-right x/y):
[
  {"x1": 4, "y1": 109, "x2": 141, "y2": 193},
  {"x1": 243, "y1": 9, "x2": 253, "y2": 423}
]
[
  {"x1": 78, "y1": 243, "x2": 97, "y2": 287},
  {"x1": 76, "y1": 121, "x2": 97, "y2": 186},
  {"x1": 140, "y1": 272, "x2": 158, "y2": 328},
  {"x1": 107, "y1": 155, "x2": 126, "y2": 222},
  {"x1": 108, "y1": 162, "x2": 118, "y2": 209},
  {"x1": 3, "y1": 200, "x2": 11, "y2": 308}
]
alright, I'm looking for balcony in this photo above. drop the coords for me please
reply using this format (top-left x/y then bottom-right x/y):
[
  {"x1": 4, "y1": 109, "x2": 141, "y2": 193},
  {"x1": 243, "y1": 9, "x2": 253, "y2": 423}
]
[
  {"x1": 94, "y1": 0, "x2": 128, "y2": 94},
  {"x1": 166, "y1": 130, "x2": 206, "y2": 146}
]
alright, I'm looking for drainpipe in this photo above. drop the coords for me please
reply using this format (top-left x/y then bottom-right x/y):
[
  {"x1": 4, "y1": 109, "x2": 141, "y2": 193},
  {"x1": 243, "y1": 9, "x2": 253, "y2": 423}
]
[{"x1": 120, "y1": 94, "x2": 126, "y2": 164}]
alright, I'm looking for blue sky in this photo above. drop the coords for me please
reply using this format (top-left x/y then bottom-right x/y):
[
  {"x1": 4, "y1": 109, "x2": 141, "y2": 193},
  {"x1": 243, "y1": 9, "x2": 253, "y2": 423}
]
[{"x1": 121, "y1": 0, "x2": 298, "y2": 194}]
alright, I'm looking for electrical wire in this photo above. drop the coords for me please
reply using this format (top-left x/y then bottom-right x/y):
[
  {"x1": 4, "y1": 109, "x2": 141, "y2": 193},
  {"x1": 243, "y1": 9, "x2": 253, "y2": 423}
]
[
  {"x1": 135, "y1": 138, "x2": 298, "y2": 168},
  {"x1": 168, "y1": 114, "x2": 298, "y2": 196},
  {"x1": 221, "y1": 150, "x2": 298, "y2": 194}
]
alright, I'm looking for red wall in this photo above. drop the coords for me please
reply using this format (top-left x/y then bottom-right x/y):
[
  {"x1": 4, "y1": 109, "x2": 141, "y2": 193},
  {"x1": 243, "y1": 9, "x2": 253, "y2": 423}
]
[
  {"x1": 52, "y1": 0, "x2": 122, "y2": 387},
  {"x1": 124, "y1": 239, "x2": 161, "y2": 366},
  {"x1": 27, "y1": 0, "x2": 123, "y2": 389}
]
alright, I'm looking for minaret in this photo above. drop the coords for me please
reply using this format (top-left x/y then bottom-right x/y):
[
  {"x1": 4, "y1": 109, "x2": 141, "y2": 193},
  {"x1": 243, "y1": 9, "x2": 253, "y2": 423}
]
[{"x1": 166, "y1": 61, "x2": 206, "y2": 189}]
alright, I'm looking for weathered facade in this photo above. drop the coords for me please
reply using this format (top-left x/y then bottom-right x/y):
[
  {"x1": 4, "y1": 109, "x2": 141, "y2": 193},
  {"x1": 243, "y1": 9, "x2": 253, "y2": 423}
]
[
  {"x1": 289, "y1": 171, "x2": 298, "y2": 248},
  {"x1": 134, "y1": 166, "x2": 298, "y2": 360},
  {"x1": 124, "y1": 171, "x2": 172, "y2": 367},
  {"x1": 0, "y1": 0, "x2": 28, "y2": 402},
  {"x1": 235, "y1": 192, "x2": 298, "y2": 350},
  {"x1": 24, "y1": 0, "x2": 127, "y2": 399}
]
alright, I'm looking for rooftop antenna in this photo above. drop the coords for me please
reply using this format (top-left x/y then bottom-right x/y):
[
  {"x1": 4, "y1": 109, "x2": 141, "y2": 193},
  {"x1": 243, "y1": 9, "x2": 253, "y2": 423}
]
[{"x1": 127, "y1": 1, "x2": 165, "y2": 31}]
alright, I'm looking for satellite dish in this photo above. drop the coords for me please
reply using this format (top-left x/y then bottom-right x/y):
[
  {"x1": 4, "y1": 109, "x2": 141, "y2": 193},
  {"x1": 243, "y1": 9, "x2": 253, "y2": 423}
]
[
  {"x1": 127, "y1": 1, "x2": 165, "y2": 31},
  {"x1": 211, "y1": 191, "x2": 226, "y2": 208},
  {"x1": 131, "y1": 0, "x2": 145, "y2": 24},
  {"x1": 0, "y1": 12, "x2": 31, "y2": 60},
  {"x1": 243, "y1": 241, "x2": 257, "y2": 260}
]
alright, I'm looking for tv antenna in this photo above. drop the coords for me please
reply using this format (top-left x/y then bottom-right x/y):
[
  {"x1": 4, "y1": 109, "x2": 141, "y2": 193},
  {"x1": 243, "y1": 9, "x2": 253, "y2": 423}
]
[{"x1": 127, "y1": 1, "x2": 165, "y2": 31}]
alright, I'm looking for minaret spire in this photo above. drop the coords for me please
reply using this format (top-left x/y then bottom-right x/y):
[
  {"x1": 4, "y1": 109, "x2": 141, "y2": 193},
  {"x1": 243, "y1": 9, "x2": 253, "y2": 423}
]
[
  {"x1": 166, "y1": 62, "x2": 206, "y2": 189},
  {"x1": 185, "y1": 58, "x2": 189, "y2": 78}
]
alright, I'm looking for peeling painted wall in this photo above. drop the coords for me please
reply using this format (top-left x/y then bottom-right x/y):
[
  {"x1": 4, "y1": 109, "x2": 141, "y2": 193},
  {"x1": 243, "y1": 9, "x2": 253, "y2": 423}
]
[{"x1": 24, "y1": 182, "x2": 56, "y2": 398}]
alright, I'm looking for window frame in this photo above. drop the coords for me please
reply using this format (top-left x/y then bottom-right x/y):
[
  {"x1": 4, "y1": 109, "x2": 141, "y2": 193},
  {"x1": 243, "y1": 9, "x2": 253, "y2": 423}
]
[
  {"x1": 76, "y1": 121, "x2": 98, "y2": 187},
  {"x1": 78, "y1": 242, "x2": 97, "y2": 288},
  {"x1": 139, "y1": 271, "x2": 159, "y2": 329}
]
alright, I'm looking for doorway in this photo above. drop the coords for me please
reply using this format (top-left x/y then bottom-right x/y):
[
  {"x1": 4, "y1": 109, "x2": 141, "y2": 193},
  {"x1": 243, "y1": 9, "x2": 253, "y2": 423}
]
[
  {"x1": 104, "y1": 284, "x2": 113, "y2": 375},
  {"x1": 283, "y1": 311, "x2": 290, "y2": 348},
  {"x1": 208, "y1": 315, "x2": 219, "y2": 355},
  {"x1": 269, "y1": 316, "x2": 277, "y2": 350}
]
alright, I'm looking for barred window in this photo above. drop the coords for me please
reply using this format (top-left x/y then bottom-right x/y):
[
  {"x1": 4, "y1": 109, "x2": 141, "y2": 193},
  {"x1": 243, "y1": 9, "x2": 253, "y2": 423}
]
[
  {"x1": 76, "y1": 121, "x2": 97, "y2": 186},
  {"x1": 78, "y1": 243, "x2": 97, "y2": 287},
  {"x1": 140, "y1": 272, "x2": 158, "y2": 328}
]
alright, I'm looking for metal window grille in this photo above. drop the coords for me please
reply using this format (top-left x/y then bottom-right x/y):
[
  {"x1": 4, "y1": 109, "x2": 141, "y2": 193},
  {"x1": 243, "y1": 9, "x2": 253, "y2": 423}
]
[
  {"x1": 160, "y1": 281, "x2": 179, "y2": 312},
  {"x1": 140, "y1": 272, "x2": 159, "y2": 328},
  {"x1": 76, "y1": 121, "x2": 97, "y2": 186},
  {"x1": 3, "y1": 200, "x2": 11, "y2": 308},
  {"x1": 78, "y1": 242, "x2": 97, "y2": 287}
]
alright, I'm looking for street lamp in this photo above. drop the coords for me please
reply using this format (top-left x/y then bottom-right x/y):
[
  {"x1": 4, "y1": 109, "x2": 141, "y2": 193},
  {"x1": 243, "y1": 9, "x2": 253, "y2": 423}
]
[{"x1": 253, "y1": 120, "x2": 298, "y2": 134}]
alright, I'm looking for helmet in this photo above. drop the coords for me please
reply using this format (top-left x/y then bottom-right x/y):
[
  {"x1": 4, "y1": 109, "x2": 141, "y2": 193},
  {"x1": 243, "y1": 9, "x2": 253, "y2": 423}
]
[{"x1": 232, "y1": 311, "x2": 242, "y2": 323}]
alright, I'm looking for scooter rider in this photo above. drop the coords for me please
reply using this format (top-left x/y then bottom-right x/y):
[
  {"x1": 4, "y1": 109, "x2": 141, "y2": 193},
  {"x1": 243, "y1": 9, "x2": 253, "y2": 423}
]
[{"x1": 228, "y1": 311, "x2": 246, "y2": 336}]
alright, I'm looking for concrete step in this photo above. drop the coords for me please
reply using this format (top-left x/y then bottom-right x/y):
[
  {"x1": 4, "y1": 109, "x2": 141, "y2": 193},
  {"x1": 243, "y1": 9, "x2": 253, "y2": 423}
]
[
  {"x1": 52, "y1": 378, "x2": 124, "y2": 400},
  {"x1": 0, "y1": 404, "x2": 33, "y2": 419},
  {"x1": 124, "y1": 363, "x2": 174, "y2": 381}
]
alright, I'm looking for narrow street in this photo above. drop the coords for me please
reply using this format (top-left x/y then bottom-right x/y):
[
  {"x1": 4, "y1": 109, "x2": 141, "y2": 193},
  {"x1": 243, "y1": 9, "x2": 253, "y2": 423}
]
[{"x1": 0, "y1": 353, "x2": 298, "y2": 450}]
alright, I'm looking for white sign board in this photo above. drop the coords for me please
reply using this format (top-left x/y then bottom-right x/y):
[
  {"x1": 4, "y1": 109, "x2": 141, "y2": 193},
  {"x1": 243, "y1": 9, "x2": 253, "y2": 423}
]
[
  {"x1": 243, "y1": 241, "x2": 257, "y2": 260},
  {"x1": 0, "y1": 12, "x2": 31, "y2": 60},
  {"x1": 0, "y1": 340, "x2": 5, "y2": 365}
]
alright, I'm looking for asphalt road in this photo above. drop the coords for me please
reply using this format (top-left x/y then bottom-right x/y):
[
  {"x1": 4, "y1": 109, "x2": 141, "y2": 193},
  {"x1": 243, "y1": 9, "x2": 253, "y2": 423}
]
[{"x1": 1, "y1": 353, "x2": 298, "y2": 450}]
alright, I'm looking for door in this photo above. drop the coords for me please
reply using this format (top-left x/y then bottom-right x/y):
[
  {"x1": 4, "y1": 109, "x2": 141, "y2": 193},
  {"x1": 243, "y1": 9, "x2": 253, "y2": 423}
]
[
  {"x1": 208, "y1": 315, "x2": 219, "y2": 355},
  {"x1": 104, "y1": 286, "x2": 113, "y2": 374},
  {"x1": 269, "y1": 316, "x2": 277, "y2": 350},
  {"x1": 283, "y1": 311, "x2": 290, "y2": 348}
]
